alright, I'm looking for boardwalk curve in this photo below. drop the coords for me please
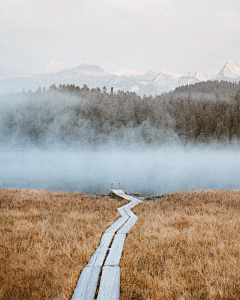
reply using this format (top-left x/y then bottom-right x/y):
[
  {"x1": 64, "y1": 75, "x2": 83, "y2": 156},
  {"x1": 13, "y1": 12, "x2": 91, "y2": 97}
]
[{"x1": 71, "y1": 189, "x2": 141, "y2": 300}]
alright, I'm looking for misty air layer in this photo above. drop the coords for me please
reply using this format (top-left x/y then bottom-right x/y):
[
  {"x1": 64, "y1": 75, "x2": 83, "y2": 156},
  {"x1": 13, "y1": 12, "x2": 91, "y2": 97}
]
[
  {"x1": 0, "y1": 148, "x2": 239, "y2": 195},
  {"x1": 0, "y1": 80, "x2": 240, "y2": 194}
]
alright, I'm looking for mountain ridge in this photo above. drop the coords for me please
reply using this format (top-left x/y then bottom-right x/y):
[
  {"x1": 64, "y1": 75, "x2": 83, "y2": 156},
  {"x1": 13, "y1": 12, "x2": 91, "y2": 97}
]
[
  {"x1": 36, "y1": 60, "x2": 240, "y2": 79},
  {"x1": 0, "y1": 61, "x2": 239, "y2": 96}
]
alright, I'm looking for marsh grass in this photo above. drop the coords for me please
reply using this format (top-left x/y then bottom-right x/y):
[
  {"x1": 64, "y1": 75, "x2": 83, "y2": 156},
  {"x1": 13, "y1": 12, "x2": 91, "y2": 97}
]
[
  {"x1": 120, "y1": 190, "x2": 240, "y2": 300},
  {"x1": 0, "y1": 188, "x2": 123, "y2": 300},
  {"x1": 1, "y1": 189, "x2": 239, "y2": 300}
]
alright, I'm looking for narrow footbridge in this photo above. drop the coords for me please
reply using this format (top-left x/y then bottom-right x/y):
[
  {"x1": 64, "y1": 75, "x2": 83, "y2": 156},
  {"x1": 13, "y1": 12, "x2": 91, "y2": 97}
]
[{"x1": 71, "y1": 189, "x2": 142, "y2": 300}]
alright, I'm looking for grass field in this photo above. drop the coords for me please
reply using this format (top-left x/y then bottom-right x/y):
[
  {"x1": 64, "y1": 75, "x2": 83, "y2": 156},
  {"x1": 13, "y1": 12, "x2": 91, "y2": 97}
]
[
  {"x1": 120, "y1": 190, "x2": 240, "y2": 300},
  {"x1": 1, "y1": 189, "x2": 239, "y2": 300},
  {"x1": 0, "y1": 188, "x2": 123, "y2": 300}
]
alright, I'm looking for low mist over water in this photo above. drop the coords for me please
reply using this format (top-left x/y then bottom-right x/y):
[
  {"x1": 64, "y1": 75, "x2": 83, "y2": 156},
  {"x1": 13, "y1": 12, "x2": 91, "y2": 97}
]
[{"x1": 1, "y1": 147, "x2": 239, "y2": 195}]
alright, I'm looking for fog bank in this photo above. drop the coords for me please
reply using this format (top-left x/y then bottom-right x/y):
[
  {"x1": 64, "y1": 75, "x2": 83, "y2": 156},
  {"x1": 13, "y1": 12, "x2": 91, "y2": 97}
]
[{"x1": 0, "y1": 147, "x2": 239, "y2": 195}]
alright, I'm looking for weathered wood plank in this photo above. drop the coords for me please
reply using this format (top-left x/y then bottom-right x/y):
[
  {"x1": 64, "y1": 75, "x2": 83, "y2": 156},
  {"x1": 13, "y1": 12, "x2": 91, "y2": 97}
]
[
  {"x1": 117, "y1": 216, "x2": 138, "y2": 234},
  {"x1": 71, "y1": 266, "x2": 100, "y2": 300},
  {"x1": 117, "y1": 206, "x2": 129, "y2": 217},
  {"x1": 105, "y1": 215, "x2": 128, "y2": 233},
  {"x1": 88, "y1": 233, "x2": 114, "y2": 267},
  {"x1": 97, "y1": 266, "x2": 120, "y2": 300},
  {"x1": 112, "y1": 189, "x2": 142, "y2": 203},
  {"x1": 104, "y1": 234, "x2": 126, "y2": 266},
  {"x1": 105, "y1": 202, "x2": 131, "y2": 233},
  {"x1": 71, "y1": 189, "x2": 141, "y2": 300}
]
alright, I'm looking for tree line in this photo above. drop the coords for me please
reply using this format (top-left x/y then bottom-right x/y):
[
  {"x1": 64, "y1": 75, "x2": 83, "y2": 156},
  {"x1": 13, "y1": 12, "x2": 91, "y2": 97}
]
[{"x1": 0, "y1": 80, "x2": 240, "y2": 148}]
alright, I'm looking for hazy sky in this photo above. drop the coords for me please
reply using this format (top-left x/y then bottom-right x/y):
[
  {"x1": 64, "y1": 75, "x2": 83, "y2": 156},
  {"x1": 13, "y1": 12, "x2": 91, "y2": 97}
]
[{"x1": 0, "y1": 0, "x2": 240, "y2": 77}]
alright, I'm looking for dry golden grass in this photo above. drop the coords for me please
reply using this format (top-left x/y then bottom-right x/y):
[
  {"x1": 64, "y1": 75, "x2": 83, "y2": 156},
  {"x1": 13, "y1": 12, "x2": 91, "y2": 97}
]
[
  {"x1": 0, "y1": 188, "x2": 125, "y2": 300},
  {"x1": 1, "y1": 189, "x2": 239, "y2": 300},
  {"x1": 120, "y1": 190, "x2": 240, "y2": 300}
]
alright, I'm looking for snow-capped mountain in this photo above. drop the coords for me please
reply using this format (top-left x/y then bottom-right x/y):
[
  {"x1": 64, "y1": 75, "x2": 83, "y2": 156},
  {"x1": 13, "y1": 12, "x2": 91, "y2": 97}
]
[
  {"x1": 37, "y1": 62, "x2": 108, "y2": 76},
  {"x1": 217, "y1": 61, "x2": 240, "y2": 79},
  {"x1": 158, "y1": 69, "x2": 212, "y2": 81},
  {"x1": 115, "y1": 67, "x2": 144, "y2": 77},
  {"x1": 37, "y1": 61, "x2": 72, "y2": 74},
  {"x1": 183, "y1": 70, "x2": 213, "y2": 81},
  {"x1": 60, "y1": 63, "x2": 108, "y2": 76},
  {"x1": 158, "y1": 69, "x2": 183, "y2": 78},
  {"x1": 0, "y1": 61, "x2": 239, "y2": 96}
]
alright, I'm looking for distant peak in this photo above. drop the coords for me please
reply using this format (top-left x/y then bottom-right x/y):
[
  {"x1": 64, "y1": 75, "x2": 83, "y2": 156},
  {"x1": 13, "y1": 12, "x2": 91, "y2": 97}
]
[
  {"x1": 143, "y1": 70, "x2": 158, "y2": 81},
  {"x1": 218, "y1": 61, "x2": 240, "y2": 79},
  {"x1": 156, "y1": 69, "x2": 212, "y2": 81},
  {"x1": 184, "y1": 69, "x2": 211, "y2": 81},
  {"x1": 115, "y1": 67, "x2": 144, "y2": 77},
  {"x1": 74, "y1": 63, "x2": 107, "y2": 75},
  {"x1": 37, "y1": 61, "x2": 72, "y2": 74},
  {"x1": 224, "y1": 61, "x2": 240, "y2": 67},
  {"x1": 159, "y1": 69, "x2": 182, "y2": 78},
  {"x1": 77, "y1": 62, "x2": 90, "y2": 67}
]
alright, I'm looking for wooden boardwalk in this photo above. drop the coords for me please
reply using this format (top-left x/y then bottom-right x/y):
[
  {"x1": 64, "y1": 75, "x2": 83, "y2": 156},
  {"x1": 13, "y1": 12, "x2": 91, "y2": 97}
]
[{"x1": 71, "y1": 190, "x2": 141, "y2": 300}]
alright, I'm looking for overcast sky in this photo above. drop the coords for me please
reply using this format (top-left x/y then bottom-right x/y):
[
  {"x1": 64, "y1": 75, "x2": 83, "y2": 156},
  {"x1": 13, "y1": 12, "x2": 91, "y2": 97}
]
[{"x1": 0, "y1": 0, "x2": 240, "y2": 78}]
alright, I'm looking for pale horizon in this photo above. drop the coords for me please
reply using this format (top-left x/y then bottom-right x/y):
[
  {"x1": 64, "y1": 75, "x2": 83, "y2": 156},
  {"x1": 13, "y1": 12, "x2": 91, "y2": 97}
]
[{"x1": 0, "y1": 0, "x2": 240, "y2": 79}]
